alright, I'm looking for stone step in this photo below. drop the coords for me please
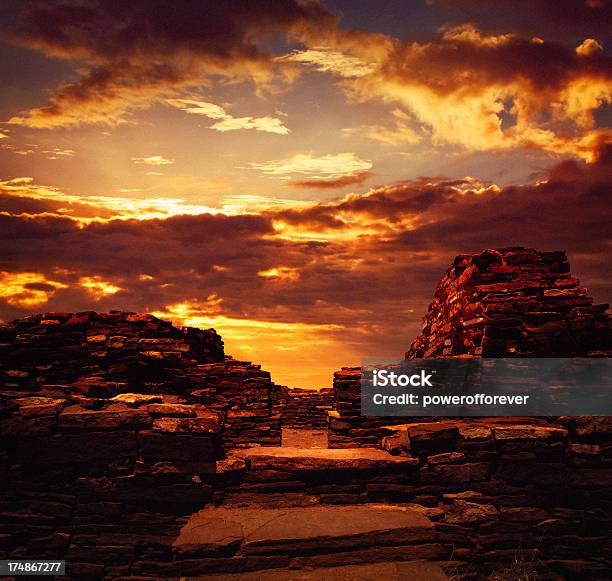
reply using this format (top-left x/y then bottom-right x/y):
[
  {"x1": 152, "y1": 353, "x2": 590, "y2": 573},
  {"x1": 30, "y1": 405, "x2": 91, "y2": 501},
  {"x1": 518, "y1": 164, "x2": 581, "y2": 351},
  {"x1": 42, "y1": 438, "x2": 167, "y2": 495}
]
[
  {"x1": 183, "y1": 559, "x2": 450, "y2": 580},
  {"x1": 169, "y1": 503, "x2": 451, "y2": 577},
  {"x1": 218, "y1": 446, "x2": 420, "y2": 504},
  {"x1": 236, "y1": 446, "x2": 417, "y2": 472}
]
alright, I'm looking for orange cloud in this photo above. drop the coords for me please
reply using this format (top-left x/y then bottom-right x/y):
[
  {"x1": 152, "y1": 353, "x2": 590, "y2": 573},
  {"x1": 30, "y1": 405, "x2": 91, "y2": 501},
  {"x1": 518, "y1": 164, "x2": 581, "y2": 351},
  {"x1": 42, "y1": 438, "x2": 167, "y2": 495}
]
[
  {"x1": 290, "y1": 170, "x2": 373, "y2": 189},
  {"x1": 299, "y1": 23, "x2": 611, "y2": 160},
  {"x1": 79, "y1": 276, "x2": 122, "y2": 300},
  {"x1": 576, "y1": 38, "x2": 604, "y2": 57},
  {"x1": 277, "y1": 48, "x2": 376, "y2": 77},
  {"x1": 167, "y1": 99, "x2": 290, "y2": 135},
  {"x1": 249, "y1": 152, "x2": 373, "y2": 183},
  {"x1": 4, "y1": 0, "x2": 336, "y2": 127},
  {"x1": 258, "y1": 266, "x2": 301, "y2": 282},
  {"x1": 0, "y1": 271, "x2": 67, "y2": 308},
  {"x1": 356, "y1": 25, "x2": 611, "y2": 158}
]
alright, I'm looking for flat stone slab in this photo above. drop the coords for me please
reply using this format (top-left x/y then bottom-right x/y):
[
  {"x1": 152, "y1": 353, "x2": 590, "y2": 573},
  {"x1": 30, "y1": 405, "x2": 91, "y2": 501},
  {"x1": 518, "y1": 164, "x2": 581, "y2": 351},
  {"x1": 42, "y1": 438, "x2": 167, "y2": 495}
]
[
  {"x1": 238, "y1": 447, "x2": 418, "y2": 471},
  {"x1": 174, "y1": 504, "x2": 433, "y2": 559},
  {"x1": 184, "y1": 560, "x2": 449, "y2": 580}
]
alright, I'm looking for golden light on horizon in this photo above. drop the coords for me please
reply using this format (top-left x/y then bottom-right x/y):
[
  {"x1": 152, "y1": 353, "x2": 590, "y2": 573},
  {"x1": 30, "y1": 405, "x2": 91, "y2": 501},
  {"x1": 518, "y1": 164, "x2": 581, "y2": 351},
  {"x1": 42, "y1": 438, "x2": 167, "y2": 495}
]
[{"x1": 151, "y1": 300, "x2": 351, "y2": 387}]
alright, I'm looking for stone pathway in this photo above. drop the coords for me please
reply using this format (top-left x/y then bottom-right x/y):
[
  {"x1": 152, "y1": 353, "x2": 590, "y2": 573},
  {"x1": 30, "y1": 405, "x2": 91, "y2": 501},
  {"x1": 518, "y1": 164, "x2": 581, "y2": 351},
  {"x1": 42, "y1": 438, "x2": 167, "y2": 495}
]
[
  {"x1": 282, "y1": 427, "x2": 328, "y2": 448},
  {"x1": 165, "y1": 431, "x2": 452, "y2": 579}
]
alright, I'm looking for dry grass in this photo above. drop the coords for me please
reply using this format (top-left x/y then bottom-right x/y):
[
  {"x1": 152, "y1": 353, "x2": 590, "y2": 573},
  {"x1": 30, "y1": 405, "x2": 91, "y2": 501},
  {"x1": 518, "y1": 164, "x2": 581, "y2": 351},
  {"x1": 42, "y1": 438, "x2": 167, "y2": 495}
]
[{"x1": 487, "y1": 550, "x2": 542, "y2": 581}]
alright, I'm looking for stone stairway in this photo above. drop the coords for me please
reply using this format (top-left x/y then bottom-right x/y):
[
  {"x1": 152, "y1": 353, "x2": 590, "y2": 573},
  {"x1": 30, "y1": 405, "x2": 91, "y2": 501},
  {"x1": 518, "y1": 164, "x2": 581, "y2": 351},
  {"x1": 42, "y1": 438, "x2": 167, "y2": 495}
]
[
  {"x1": 156, "y1": 445, "x2": 454, "y2": 580},
  {"x1": 171, "y1": 503, "x2": 450, "y2": 579}
]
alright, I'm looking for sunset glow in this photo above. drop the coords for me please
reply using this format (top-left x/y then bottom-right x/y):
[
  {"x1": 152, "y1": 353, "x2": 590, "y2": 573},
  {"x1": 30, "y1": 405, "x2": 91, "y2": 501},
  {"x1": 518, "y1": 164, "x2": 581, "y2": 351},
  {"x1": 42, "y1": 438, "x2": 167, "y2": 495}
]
[{"x1": 0, "y1": 0, "x2": 610, "y2": 387}]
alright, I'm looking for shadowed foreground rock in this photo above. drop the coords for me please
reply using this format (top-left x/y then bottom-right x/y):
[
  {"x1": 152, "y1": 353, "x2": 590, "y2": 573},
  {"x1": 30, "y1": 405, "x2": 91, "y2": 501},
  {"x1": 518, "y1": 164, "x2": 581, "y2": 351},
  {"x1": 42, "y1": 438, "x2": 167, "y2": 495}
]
[{"x1": 0, "y1": 248, "x2": 610, "y2": 580}]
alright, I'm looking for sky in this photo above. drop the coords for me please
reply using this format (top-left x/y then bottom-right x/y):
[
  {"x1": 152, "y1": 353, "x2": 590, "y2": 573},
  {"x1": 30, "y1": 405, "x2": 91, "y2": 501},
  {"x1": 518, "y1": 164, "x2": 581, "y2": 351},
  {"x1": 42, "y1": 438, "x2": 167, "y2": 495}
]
[{"x1": 0, "y1": 0, "x2": 610, "y2": 387}]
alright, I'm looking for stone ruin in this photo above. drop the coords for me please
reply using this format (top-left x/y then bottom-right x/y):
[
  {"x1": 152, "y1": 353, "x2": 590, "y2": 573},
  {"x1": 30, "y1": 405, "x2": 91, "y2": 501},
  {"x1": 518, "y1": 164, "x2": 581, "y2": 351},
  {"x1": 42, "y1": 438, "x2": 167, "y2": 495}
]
[
  {"x1": 276, "y1": 386, "x2": 333, "y2": 429},
  {"x1": 329, "y1": 247, "x2": 611, "y2": 448},
  {"x1": 0, "y1": 247, "x2": 610, "y2": 580},
  {"x1": 408, "y1": 247, "x2": 610, "y2": 358},
  {"x1": 0, "y1": 311, "x2": 282, "y2": 451}
]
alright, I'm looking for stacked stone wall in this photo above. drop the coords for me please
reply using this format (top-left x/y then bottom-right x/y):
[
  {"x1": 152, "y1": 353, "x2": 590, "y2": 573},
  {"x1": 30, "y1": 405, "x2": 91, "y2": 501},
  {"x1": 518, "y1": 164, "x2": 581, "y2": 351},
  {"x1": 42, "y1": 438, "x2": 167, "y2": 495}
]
[
  {"x1": 0, "y1": 311, "x2": 281, "y2": 451},
  {"x1": 0, "y1": 310, "x2": 284, "y2": 575},
  {"x1": 328, "y1": 248, "x2": 611, "y2": 448},
  {"x1": 0, "y1": 389, "x2": 224, "y2": 578},
  {"x1": 279, "y1": 387, "x2": 333, "y2": 429},
  {"x1": 377, "y1": 417, "x2": 612, "y2": 578},
  {"x1": 328, "y1": 367, "x2": 422, "y2": 448},
  {"x1": 408, "y1": 247, "x2": 610, "y2": 358}
]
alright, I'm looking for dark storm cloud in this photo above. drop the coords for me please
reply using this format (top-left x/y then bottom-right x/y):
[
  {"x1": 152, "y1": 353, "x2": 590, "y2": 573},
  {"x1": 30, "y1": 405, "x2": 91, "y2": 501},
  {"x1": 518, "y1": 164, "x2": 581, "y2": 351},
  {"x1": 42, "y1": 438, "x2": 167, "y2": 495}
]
[{"x1": 3, "y1": 0, "x2": 336, "y2": 126}]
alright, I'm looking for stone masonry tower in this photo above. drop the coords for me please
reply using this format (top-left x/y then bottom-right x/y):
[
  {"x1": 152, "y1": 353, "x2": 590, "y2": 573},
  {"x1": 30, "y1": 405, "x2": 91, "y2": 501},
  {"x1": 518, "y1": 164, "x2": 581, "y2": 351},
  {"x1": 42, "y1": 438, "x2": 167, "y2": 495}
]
[{"x1": 407, "y1": 247, "x2": 611, "y2": 358}]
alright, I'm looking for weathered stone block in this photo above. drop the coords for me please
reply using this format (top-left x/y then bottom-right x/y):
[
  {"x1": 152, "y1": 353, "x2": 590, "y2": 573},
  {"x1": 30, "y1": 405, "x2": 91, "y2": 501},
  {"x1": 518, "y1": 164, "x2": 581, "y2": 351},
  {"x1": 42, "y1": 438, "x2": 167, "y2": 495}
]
[
  {"x1": 17, "y1": 431, "x2": 137, "y2": 464},
  {"x1": 430, "y1": 462, "x2": 489, "y2": 483},
  {"x1": 445, "y1": 500, "x2": 498, "y2": 524},
  {"x1": 140, "y1": 432, "x2": 221, "y2": 462},
  {"x1": 152, "y1": 414, "x2": 222, "y2": 434}
]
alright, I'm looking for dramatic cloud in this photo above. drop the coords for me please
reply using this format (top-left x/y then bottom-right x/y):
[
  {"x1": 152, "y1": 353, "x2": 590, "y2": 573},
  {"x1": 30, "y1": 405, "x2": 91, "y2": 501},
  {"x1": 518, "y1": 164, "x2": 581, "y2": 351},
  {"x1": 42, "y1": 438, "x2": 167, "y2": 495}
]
[
  {"x1": 0, "y1": 142, "x2": 609, "y2": 385},
  {"x1": 167, "y1": 99, "x2": 291, "y2": 135},
  {"x1": 3, "y1": 1, "x2": 608, "y2": 164},
  {"x1": 296, "y1": 23, "x2": 611, "y2": 159},
  {"x1": 249, "y1": 152, "x2": 373, "y2": 187},
  {"x1": 278, "y1": 48, "x2": 376, "y2": 77},
  {"x1": 3, "y1": 0, "x2": 336, "y2": 127}
]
